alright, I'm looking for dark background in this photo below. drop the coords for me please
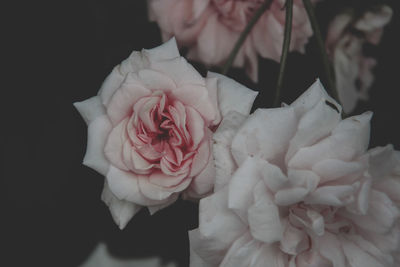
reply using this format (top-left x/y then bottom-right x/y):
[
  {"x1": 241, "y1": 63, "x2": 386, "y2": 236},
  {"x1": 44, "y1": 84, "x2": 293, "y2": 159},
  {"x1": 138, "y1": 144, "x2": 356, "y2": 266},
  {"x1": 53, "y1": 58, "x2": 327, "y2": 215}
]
[{"x1": 2, "y1": 1, "x2": 399, "y2": 266}]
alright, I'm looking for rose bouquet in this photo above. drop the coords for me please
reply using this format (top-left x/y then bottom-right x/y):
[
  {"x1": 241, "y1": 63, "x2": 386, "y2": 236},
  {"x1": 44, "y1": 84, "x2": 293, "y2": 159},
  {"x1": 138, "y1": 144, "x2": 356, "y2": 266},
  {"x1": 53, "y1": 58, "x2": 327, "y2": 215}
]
[{"x1": 73, "y1": 0, "x2": 398, "y2": 266}]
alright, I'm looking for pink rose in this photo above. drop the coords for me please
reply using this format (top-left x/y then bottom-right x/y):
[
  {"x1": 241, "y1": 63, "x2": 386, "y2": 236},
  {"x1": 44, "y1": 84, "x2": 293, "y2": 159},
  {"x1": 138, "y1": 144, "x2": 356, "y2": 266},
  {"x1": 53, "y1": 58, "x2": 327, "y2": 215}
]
[
  {"x1": 326, "y1": 5, "x2": 392, "y2": 113},
  {"x1": 74, "y1": 38, "x2": 257, "y2": 229},
  {"x1": 189, "y1": 80, "x2": 400, "y2": 266},
  {"x1": 148, "y1": 0, "x2": 314, "y2": 82}
]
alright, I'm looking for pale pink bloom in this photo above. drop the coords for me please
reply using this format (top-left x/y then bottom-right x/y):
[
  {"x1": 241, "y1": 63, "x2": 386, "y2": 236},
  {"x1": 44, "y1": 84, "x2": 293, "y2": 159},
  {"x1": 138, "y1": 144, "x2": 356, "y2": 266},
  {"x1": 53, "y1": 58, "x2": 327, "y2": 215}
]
[
  {"x1": 326, "y1": 5, "x2": 392, "y2": 113},
  {"x1": 74, "y1": 38, "x2": 257, "y2": 229},
  {"x1": 148, "y1": 0, "x2": 314, "y2": 82},
  {"x1": 189, "y1": 80, "x2": 400, "y2": 266}
]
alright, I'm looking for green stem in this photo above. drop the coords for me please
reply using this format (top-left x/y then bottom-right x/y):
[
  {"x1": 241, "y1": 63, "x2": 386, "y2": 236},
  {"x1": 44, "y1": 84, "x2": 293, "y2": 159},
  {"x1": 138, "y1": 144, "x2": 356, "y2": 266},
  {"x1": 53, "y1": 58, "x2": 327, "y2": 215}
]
[
  {"x1": 302, "y1": 0, "x2": 339, "y2": 103},
  {"x1": 222, "y1": 0, "x2": 273, "y2": 75},
  {"x1": 273, "y1": 0, "x2": 293, "y2": 107}
]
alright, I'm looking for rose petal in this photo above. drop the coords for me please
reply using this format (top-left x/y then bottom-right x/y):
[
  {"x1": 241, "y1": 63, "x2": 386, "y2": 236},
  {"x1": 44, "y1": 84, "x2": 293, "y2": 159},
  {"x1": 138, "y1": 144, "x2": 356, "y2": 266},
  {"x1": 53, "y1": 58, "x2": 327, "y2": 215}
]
[
  {"x1": 185, "y1": 150, "x2": 216, "y2": 199},
  {"x1": 142, "y1": 37, "x2": 180, "y2": 63},
  {"x1": 207, "y1": 72, "x2": 258, "y2": 118},
  {"x1": 197, "y1": 187, "x2": 247, "y2": 258},
  {"x1": 185, "y1": 106, "x2": 205, "y2": 149},
  {"x1": 148, "y1": 170, "x2": 188, "y2": 188},
  {"x1": 260, "y1": 161, "x2": 287, "y2": 192},
  {"x1": 288, "y1": 112, "x2": 372, "y2": 169},
  {"x1": 212, "y1": 111, "x2": 247, "y2": 191},
  {"x1": 98, "y1": 51, "x2": 149, "y2": 106},
  {"x1": 150, "y1": 56, "x2": 205, "y2": 88},
  {"x1": 228, "y1": 157, "x2": 262, "y2": 222},
  {"x1": 189, "y1": 130, "x2": 211, "y2": 177},
  {"x1": 101, "y1": 181, "x2": 141, "y2": 229},
  {"x1": 83, "y1": 115, "x2": 112, "y2": 175},
  {"x1": 231, "y1": 107, "x2": 298, "y2": 166},
  {"x1": 138, "y1": 175, "x2": 191, "y2": 201},
  {"x1": 104, "y1": 118, "x2": 130, "y2": 171},
  {"x1": 340, "y1": 236, "x2": 385, "y2": 267},
  {"x1": 74, "y1": 96, "x2": 106, "y2": 125},
  {"x1": 172, "y1": 83, "x2": 215, "y2": 123},
  {"x1": 286, "y1": 98, "x2": 341, "y2": 162},
  {"x1": 147, "y1": 194, "x2": 179, "y2": 215},
  {"x1": 248, "y1": 182, "x2": 282, "y2": 243},
  {"x1": 318, "y1": 232, "x2": 346, "y2": 267},
  {"x1": 106, "y1": 166, "x2": 165, "y2": 206},
  {"x1": 106, "y1": 78, "x2": 151, "y2": 126},
  {"x1": 290, "y1": 79, "x2": 336, "y2": 117},
  {"x1": 305, "y1": 185, "x2": 356, "y2": 206}
]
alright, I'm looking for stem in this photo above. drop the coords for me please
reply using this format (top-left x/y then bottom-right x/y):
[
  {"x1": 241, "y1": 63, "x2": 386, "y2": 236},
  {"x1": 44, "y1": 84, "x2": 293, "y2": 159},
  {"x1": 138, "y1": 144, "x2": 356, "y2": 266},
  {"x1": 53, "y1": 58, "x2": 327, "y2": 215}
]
[
  {"x1": 302, "y1": 0, "x2": 339, "y2": 103},
  {"x1": 222, "y1": 0, "x2": 273, "y2": 75},
  {"x1": 273, "y1": 0, "x2": 293, "y2": 107}
]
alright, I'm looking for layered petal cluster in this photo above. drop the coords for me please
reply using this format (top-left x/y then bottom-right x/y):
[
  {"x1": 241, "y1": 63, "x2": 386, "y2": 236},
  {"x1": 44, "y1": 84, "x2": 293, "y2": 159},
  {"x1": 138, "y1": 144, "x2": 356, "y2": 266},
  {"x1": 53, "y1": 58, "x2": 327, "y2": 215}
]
[
  {"x1": 189, "y1": 80, "x2": 400, "y2": 266},
  {"x1": 148, "y1": 0, "x2": 314, "y2": 82},
  {"x1": 74, "y1": 38, "x2": 257, "y2": 229},
  {"x1": 326, "y1": 5, "x2": 392, "y2": 113}
]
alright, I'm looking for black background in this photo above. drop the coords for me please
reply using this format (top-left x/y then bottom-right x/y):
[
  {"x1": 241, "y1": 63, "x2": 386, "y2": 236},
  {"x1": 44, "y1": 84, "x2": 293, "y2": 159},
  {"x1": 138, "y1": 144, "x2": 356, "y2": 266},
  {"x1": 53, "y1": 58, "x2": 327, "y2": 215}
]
[{"x1": 2, "y1": 1, "x2": 399, "y2": 266}]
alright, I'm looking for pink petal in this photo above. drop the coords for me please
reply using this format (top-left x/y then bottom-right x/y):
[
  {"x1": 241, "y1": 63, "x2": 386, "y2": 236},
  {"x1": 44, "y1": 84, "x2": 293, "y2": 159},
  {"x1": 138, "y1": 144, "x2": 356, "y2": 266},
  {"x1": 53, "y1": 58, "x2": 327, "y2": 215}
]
[
  {"x1": 104, "y1": 118, "x2": 130, "y2": 171},
  {"x1": 189, "y1": 131, "x2": 211, "y2": 177},
  {"x1": 171, "y1": 83, "x2": 215, "y2": 123},
  {"x1": 106, "y1": 166, "x2": 164, "y2": 206},
  {"x1": 106, "y1": 78, "x2": 151, "y2": 126},
  {"x1": 148, "y1": 170, "x2": 188, "y2": 188},
  {"x1": 138, "y1": 174, "x2": 191, "y2": 201},
  {"x1": 185, "y1": 106, "x2": 205, "y2": 149},
  {"x1": 185, "y1": 150, "x2": 216, "y2": 198}
]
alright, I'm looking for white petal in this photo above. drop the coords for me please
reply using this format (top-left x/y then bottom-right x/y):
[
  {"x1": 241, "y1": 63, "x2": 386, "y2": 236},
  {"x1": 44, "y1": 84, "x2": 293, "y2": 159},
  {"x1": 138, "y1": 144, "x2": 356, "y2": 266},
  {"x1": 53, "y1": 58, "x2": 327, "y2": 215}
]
[
  {"x1": 74, "y1": 96, "x2": 106, "y2": 125},
  {"x1": 228, "y1": 157, "x2": 262, "y2": 222},
  {"x1": 207, "y1": 72, "x2": 258, "y2": 117},
  {"x1": 231, "y1": 107, "x2": 298, "y2": 165},
  {"x1": 248, "y1": 182, "x2": 282, "y2": 243},
  {"x1": 219, "y1": 232, "x2": 255, "y2": 267},
  {"x1": 340, "y1": 237, "x2": 385, "y2": 267},
  {"x1": 198, "y1": 187, "x2": 247, "y2": 257},
  {"x1": 289, "y1": 112, "x2": 372, "y2": 169},
  {"x1": 286, "y1": 98, "x2": 341, "y2": 162},
  {"x1": 312, "y1": 159, "x2": 364, "y2": 183},
  {"x1": 83, "y1": 115, "x2": 112, "y2": 175},
  {"x1": 367, "y1": 144, "x2": 398, "y2": 179},
  {"x1": 204, "y1": 76, "x2": 221, "y2": 126},
  {"x1": 188, "y1": 230, "x2": 216, "y2": 267},
  {"x1": 305, "y1": 185, "x2": 356, "y2": 206},
  {"x1": 260, "y1": 161, "x2": 288, "y2": 192},
  {"x1": 319, "y1": 232, "x2": 346, "y2": 267},
  {"x1": 212, "y1": 111, "x2": 247, "y2": 190},
  {"x1": 143, "y1": 37, "x2": 180, "y2": 63},
  {"x1": 290, "y1": 79, "x2": 336, "y2": 117},
  {"x1": 101, "y1": 181, "x2": 141, "y2": 229},
  {"x1": 274, "y1": 187, "x2": 309, "y2": 206}
]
